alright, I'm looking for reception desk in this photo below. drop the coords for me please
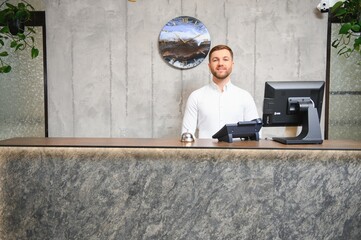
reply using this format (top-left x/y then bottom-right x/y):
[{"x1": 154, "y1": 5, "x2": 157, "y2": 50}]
[{"x1": 0, "y1": 138, "x2": 360, "y2": 239}]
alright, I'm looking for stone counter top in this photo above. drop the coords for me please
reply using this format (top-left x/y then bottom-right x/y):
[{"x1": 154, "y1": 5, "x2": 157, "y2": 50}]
[{"x1": 0, "y1": 138, "x2": 360, "y2": 239}]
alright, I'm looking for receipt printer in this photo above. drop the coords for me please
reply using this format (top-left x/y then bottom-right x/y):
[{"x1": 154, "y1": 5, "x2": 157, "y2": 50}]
[{"x1": 212, "y1": 118, "x2": 262, "y2": 143}]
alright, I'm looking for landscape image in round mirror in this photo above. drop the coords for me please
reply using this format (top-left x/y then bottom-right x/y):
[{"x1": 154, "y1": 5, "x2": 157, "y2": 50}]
[{"x1": 159, "y1": 16, "x2": 211, "y2": 69}]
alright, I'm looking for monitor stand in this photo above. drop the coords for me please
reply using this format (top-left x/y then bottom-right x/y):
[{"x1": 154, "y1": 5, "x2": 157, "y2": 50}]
[{"x1": 273, "y1": 107, "x2": 323, "y2": 144}]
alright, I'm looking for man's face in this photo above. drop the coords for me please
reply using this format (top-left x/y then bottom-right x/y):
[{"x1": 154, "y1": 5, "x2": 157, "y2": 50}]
[{"x1": 208, "y1": 49, "x2": 234, "y2": 80}]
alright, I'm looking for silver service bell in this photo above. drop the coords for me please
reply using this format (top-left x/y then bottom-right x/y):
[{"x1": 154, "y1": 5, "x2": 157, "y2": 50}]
[{"x1": 180, "y1": 132, "x2": 195, "y2": 142}]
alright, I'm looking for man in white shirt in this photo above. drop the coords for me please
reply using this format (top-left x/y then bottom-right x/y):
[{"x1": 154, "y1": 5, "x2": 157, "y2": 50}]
[{"x1": 181, "y1": 45, "x2": 259, "y2": 138}]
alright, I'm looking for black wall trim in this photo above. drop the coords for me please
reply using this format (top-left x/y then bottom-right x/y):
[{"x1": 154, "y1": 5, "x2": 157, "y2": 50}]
[{"x1": 28, "y1": 11, "x2": 48, "y2": 137}]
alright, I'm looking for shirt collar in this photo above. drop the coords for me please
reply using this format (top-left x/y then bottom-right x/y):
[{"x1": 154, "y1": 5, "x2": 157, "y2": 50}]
[{"x1": 210, "y1": 80, "x2": 233, "y2": 92}]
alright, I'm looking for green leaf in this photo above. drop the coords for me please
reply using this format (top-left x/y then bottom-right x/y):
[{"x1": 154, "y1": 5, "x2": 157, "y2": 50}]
[
  {"x1": 0, "y1": 65, "x2": 11, "y2": 73},
  {"x1": 15, "y1": 9, "x2": 30, "y2": 21},
  {"x1": 331, "y1": 1, "x2": 345, "y2": 13},
  {"x1": 15, "y1": 43, "x2": 24, "y2": 51},
  {"x1": 0, "y1": 39, "x2": 4, "y2": 46},
  {"x1": 339, "y1": 23, "x2": 352, "y2": 34},
  {"x1": 334, "y1": 8, "x2": 347, "y2": 17},
  {"x1": 10, "y1": 41, "x2": 17, "y2": 48},
  {"x1": 31, "y1": 47, "x2": 39, "y2": 59},
  {"x1": 18, "y1": 2, "x2": 26, "y2": 9},
  {"x1": 5, "y1": 9, "x2": 15, "y2": 17},
  {"x1": 351, "y1": 24, "x2": 360, "y2": 32},
  {"x1": 0, "y1": 26, "x2": 10, "y2": 34},
  {"x1": 17, "y1": 33, "x2": 26, "y2": 40},
  {"x1": 0, "y1": 51, "x2": 9, "y2": 57},
  {"x1": 0, "y1": 11, "x2": 6, "y2": 24},
  {"x1": 355, "y1": 37, "x2": 361, "y2": 45},
  {"x1": 5, "y1": 3, "x2": 16, "y2": 10},
  {"x1": 354, "y1": 37, "x2": 361, "y2": 51}
]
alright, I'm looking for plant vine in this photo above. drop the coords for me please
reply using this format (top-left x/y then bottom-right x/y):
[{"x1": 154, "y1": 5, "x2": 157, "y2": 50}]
[{"x1": 0, "y1": 1, "x2": 39, "y2": 73}]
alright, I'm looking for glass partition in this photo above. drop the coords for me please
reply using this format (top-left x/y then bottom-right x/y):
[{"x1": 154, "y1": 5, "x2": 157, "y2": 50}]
[
  {"x1": 327, "y1": 21, "x2": 361, "y2": 140},
  {"x1": 0, "y1": 12, "x2": 47, "y2": 140}
]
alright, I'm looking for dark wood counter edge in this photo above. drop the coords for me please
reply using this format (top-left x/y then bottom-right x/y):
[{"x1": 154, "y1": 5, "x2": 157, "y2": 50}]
[{"x1": 0, "y1": 138, "x2": 360, "y2": 151}]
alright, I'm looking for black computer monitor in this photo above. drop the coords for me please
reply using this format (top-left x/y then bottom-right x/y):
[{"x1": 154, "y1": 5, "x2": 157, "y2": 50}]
[{"x1": 262, "y1": 81, "x2": 325, "y2": 144}]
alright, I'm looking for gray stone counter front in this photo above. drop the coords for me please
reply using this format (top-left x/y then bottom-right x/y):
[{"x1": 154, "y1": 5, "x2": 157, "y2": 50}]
[{"x1": 0, "y1": 138, "x2": 360, "y2": 239}]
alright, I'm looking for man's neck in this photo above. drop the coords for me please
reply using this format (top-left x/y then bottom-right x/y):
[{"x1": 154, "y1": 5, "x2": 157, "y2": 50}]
[{"x1": 213, "y1": 77, "x2": 230, "y2": 92}]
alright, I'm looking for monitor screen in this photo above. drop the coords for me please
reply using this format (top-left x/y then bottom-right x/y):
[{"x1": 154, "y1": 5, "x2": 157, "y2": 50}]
[{"x1": 262, "y1": 81, "x2": 325, "y2": 144}]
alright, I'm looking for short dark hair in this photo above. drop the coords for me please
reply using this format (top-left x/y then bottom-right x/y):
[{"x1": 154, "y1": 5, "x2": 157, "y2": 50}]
[{"x1": 208, "y1": 45, "x2": 233, "y2": 62}]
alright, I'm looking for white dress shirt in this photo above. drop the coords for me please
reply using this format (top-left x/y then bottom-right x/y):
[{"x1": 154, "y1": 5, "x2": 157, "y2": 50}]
[{"x1": 181, "y1": 81, "x2": 259, "y2": 139}]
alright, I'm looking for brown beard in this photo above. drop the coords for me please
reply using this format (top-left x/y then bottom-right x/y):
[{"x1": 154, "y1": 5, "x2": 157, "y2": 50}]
[{"x1": 211, "y1": 68, "x2": 231, "y2": 80}]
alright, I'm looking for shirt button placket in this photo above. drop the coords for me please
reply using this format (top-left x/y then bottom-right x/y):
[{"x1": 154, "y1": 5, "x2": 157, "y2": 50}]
[{"x1": 219, "y1": 92, "x2": 224, "y2": 126}]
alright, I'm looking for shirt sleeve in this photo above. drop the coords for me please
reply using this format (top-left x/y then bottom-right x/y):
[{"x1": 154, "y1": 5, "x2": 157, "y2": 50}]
[{"x1": 181, "y1": 92, "x2": 198, "y2": 136}]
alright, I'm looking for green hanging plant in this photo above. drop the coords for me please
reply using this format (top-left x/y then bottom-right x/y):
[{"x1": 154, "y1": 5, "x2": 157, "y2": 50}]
[
  {"x1": 331, "y1": 0, "x2": 361, "y2": 59},
  {"x1": 0, "y1": 0, "x2": 39, "y2": 73}
]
